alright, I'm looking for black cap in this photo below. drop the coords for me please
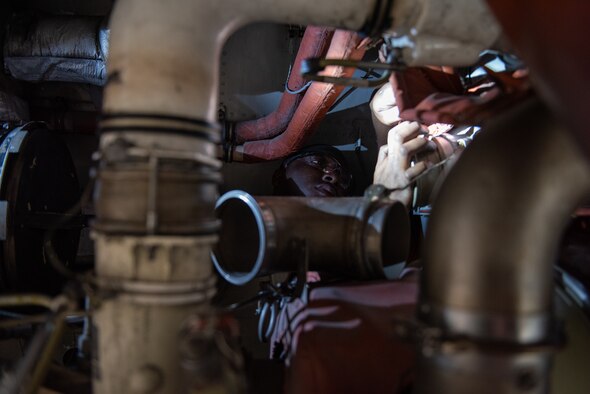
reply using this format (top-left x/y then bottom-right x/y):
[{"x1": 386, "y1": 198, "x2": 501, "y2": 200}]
[{"x1": 281, "y1": 144, "x2": 349, "y2": 171}]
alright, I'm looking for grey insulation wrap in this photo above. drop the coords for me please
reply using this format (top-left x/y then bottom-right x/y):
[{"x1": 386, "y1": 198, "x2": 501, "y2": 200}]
[
  {"x1": 0, "y1": 92, "x2": 29, "y2": 122},
  {"x1": 4, "y1": 15, "x2": 109, "y2": 86}
]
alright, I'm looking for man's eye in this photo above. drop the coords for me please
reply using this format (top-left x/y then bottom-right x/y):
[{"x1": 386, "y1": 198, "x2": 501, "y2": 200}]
[{"x1": 307, "y1": 157, "x2": 320, "y2": 165}]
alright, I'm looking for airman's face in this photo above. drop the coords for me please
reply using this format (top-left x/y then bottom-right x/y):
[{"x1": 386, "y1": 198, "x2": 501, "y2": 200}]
[{"x1": 283, "y1": 154, "x2": 351, "y2": 197}]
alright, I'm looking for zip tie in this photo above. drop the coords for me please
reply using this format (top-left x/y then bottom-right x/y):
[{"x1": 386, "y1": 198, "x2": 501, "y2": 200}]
[{"x1": 284, "y1": 64, "x2": 312, "y2": 95}]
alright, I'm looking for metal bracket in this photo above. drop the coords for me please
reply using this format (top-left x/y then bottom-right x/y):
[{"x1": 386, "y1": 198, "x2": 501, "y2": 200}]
[
  {"x1": 255, "y1": 238, "x2": 310, "y2": 343},
  {"x1": 300, "y1": 50, "x2": 404, "y2": 88}
]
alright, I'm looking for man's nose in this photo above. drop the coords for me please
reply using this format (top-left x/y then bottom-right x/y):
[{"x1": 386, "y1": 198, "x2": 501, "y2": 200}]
[{"x1": 322, "y1": 168, "x2": 339, "y2": 184}]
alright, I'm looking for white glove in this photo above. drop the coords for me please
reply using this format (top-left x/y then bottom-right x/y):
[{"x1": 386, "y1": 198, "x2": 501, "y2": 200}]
[{"x1": 373, "y1": 121, "x2": 436, "y2": 206}]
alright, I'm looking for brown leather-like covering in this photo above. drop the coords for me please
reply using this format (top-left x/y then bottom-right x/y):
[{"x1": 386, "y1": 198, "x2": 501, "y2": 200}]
[
  {"x1": 390, "y1": 67, "x2": 531, "y2": 126},
  {"x1": 280, "y1": 280, "x2": 419, "y2": 394},
  {"x1": 486, "y1": 0, "x2": 590, "y2": 156}
]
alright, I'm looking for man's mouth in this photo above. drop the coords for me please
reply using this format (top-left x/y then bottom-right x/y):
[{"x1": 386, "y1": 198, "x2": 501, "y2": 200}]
[{"x1": 315, "y1": 183, "x2": 337, "y2": 197}]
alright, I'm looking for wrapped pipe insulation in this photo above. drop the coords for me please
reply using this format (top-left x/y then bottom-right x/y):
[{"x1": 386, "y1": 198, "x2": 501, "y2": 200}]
[{"x1": 4, "y1": 15, "x2": 109, "y2": 86}]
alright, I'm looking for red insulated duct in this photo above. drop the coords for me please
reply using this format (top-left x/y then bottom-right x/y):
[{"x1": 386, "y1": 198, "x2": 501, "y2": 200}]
[
  {"x1": 233, "y1": 26, "x2": 334, "y2": 144},
  {"x1": 233, "y1": 30, "x2": 366, "y2": 162}
]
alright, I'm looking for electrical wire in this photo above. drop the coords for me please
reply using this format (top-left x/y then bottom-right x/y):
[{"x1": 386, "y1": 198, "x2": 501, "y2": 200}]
[
  {"x1": 0, "y1": 294, "x2": 53, "y2": 309},
  {"x1": 43, "y1": 177, "x2": 96, "y2": 282},
  {"x1": 383, "y1": 154, "x2": 457, "y2": 194},
  {"x1": 284, "y1": 63, "x2": 313, "y2": 95},
  {"x1": 327, "y1": 66, "x2": 381, "y2": 112},
  {"x1": 0, "y1": 315, "x2": 47, "y2": 329}
]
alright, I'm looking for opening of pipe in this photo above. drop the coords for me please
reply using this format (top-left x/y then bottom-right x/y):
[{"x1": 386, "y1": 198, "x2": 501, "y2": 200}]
[{"x1": 211, "y1": 191, "x2": 266, "y2": 285}]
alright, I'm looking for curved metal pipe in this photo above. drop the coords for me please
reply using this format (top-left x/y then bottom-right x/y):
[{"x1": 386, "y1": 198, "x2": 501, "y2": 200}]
[
  {"x1": 103, "y1": 0, "x2": 376, "y2": 122},
  {"x1": 233, "y1": 30, "x2": 366, "y2": 162},
  {"x1": 211, "y1": 191, "x2": 410, "y2": 285},
  {"x1": 233, "y1": 26, "x2": 334, "y2": 144},
  {"x1": 97, "y1": 1, "x2": 380, "y2": 392},
  {"x1": 416, "y1": 100, "x2": 590, "y2": 393}
]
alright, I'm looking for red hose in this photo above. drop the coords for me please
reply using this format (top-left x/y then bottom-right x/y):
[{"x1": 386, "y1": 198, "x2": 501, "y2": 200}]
[
  {"x1": 234, "y1": 27, "x2": 334, "y2": 144},
  {"x1": 236, "y1": 30, "x2": 366, "y2": 162}
]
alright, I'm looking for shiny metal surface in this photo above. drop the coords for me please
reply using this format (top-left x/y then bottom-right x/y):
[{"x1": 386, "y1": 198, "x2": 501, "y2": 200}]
[
  {"x1": 211, "y1": 190, "x2": 269, "y2": 285},
  {"x1": 424, "y1": 304, "x2": 552, "y2": 344},
  {"x1": 416, "y1": 99, "x2": 590, "y2": 393},
  {"x1": 415, "y1": 347, "x2": 553, "y2": 394},
  {"x1": 421, "y1": 99, "x2": 590, "y2": 342},
  {"x1": 212, "y1": 191, "x2": 410, "y2": 285}
]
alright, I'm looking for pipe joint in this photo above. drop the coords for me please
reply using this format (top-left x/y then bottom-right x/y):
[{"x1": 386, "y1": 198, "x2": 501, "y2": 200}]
[
  {"x1": 100, "y1": 113, "x2": 221, "y2": 144},
  {"x1": 94, "y1": 165, "x2": 220, "y2": 235},
  {"x1": 94, "y1": 233, "x2": 217, "y2": 282},
  {"x1": 384, "y1": 0, "x2": 501, "y2": 66},
  {"x1": 95, "y1": 116, "x2": 222, "y2": 235}
]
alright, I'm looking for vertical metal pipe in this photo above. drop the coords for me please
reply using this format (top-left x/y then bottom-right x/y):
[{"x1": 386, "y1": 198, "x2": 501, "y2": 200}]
[
  {"x1": 95, "y1": 0, "x2": 380, "y2": 392},
  {"x1": 415, "y1": 100, "x2": 590, "y2": 393}
]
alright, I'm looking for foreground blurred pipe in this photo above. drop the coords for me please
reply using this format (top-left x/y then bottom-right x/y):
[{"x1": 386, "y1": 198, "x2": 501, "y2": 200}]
[
  {"x1": 233, "y1": 30, "x2": 366, "y2": 162},
  {"x1": 232, "y1": 26, "x2": 334, "y2": 144},
  {"x1": 212, "y1": 191, "x2": 410, "y2": 285},
  {"x1": 96, "y1": 1, "x2": 380, "y2": 393},
  {"x1": 415, "y1": 100, "x2": 590, "y2": 394}
]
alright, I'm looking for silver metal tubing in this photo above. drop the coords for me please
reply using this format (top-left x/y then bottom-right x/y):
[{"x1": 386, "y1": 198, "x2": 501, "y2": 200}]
[
  {"x1": 211, "y1": 190, "x2": 410, "y2": 285},
  {"x1": 416, "y1": 99, "x2": 590, "y2": 393},
  {"x1": 420, "y1": 99, "x2": 590, "y2": 342}
]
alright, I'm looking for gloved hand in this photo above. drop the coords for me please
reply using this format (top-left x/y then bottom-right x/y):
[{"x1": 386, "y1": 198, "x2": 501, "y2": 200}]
[
  {"x1": 373, "y1": 121, "x2": 436, "y2": 206},
  {"x1": 370, "y1": 82, "x2": 401, "y2": 147}
]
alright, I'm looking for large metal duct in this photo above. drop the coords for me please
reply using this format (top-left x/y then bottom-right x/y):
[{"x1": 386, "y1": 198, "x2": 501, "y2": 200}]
[
  {"x1": 415, "y1": 100, "x2": 590, "y2": 394},
  {"x1": 94, "y1": 0, "x2": 502, "y2": 392},
  {"x1": 211, "y1": 191, "x2": 410, "y2": 285}
]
